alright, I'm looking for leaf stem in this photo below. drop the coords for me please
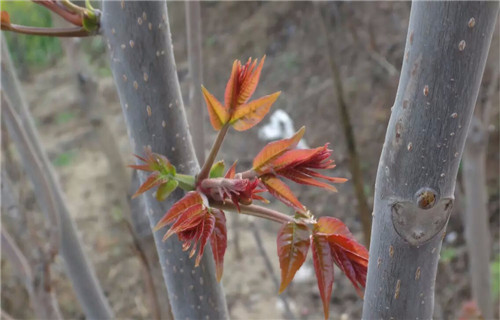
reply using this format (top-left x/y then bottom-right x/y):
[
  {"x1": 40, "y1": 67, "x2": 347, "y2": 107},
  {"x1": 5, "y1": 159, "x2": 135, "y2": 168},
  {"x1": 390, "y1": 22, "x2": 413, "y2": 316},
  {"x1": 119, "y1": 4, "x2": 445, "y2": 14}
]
[
  {"x1": 239, "y1": 169, "x2": 257, "y2": 179},
  {"x1": 210, "y1": 200, "x2": 292, "y2": 224},
  {"x1": 1, "y1": 25, "x2": 91, "y2": 37},
  {"x1": 197, "y1": 122, "x2": 230, "y2": 183}
]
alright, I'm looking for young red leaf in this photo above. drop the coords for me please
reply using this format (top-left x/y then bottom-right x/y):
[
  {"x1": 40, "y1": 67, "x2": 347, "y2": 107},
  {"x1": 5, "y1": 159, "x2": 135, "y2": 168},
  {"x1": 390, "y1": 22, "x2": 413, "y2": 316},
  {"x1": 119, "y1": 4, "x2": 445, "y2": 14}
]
[
  {"x1": 224, "y1": 160, "x2": 237, "y2": 179},
  {"x1": 202, "y1": 85, "x2": 229, "y2": 131},
  {"x1": 194, "y1": 212, "x2": 216, "y2": 267},
  {"x1": 154, "y1": 191, "x2": 203, "y2": 231},
  {"x1": 253, "y1": 126, "x2": 306, "y2": 172},
  {"x1": 162, "y1": 203, "x2": 205, "y2": 241},
  {"x1": 237, "y1": 56, "x2": 265, "y2": 106},
  {"x1": 231, "y1": 91, "x2": 281, "y2": 131},
  {"x1": 277, "y1": 221, "x2": 311, "y2": 293},
  {"x1": 279, "y1": 169, "x2": 339, "y2": 192},
  {"x1": 311, "y1": 234, "x2": 335, "y2": 320},
  {"x1": 132, "y1": 172, "x2": 168, "y2": 199},
  {"x1": 1, "y1": 11, "x2": 11, "y2": 30},
  {"x1": 315, "y1": 216, "x2": 352, "y2": 236},
  {"x1": 210, "y1": 209, "x2": 227, "y2": 281},
  {"x1": 260, "y1": 174, "x2": 304, "y2": 211},
  {"x1": 316, "y1": 217, "x2": 369, "y2": 297},
  {"x1": 329, "y1": 239, "x2": 367, "y2": 297},
  {"x1": 224, "y1": 60, "x2": 239, "y2": 110}
]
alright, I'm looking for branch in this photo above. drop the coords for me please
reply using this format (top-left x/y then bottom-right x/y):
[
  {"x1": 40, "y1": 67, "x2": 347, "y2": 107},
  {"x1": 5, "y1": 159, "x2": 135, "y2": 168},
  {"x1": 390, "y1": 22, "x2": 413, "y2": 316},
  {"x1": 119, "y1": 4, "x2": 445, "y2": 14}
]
[
  {"x1": 314, "y1": 3, "x2": 372, "y2": 246},
  {"x1": 1, "y1": 36, "x2": 113, "y2": 319},
  {"x1": 185, "y1": 0, "x2": 205, "y2": 164},
  {"x1": 210, "y1": 200, "x2": 293, "y2": 224}
]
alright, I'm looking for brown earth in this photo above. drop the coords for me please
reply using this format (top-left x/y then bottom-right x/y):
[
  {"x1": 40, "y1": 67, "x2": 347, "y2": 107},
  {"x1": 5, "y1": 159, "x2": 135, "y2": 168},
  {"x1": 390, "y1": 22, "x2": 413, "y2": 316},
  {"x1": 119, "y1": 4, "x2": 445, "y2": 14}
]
[{"x1": 2, "y1": 2, "x2": 499, "y2": 319}]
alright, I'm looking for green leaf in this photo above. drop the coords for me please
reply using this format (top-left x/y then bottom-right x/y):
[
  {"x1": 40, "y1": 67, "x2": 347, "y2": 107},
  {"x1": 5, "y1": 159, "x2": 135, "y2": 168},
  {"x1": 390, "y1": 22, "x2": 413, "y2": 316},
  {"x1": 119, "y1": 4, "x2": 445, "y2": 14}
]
[
  {"x1": 175, "y1": 174, "x2": 195, "y2": 191},
  {"x1": 156, "y1": 180, "x2": 178, "y2": 201},
  {"x1": 210, "y1": 161, "x2": 225, "y2": 178}
]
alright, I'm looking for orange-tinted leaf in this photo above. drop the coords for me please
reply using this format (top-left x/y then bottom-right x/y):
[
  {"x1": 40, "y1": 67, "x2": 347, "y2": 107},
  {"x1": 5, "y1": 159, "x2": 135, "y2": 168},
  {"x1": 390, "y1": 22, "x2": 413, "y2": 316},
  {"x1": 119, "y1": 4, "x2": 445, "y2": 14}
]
[
  {"x1": 277, "y1": 221, "x2": 311, "y2": 293},
  {"x1": 210, "y1": 209, "x2": 227, "y2": 281},
  {"x1": 162, "y1": 204, "x2": 205, "y2": 241},
  {"x1": 154, "y1": 191, "x2": 203, "y2": 231},
  {"x1": 298, "y1": 168, "x2": 348, "y2": 183},
  {"x1": 311, "y1": 234, "x2": 335, "y2": 320},
  {"x1": 225, "y1": 160, "x2": 238, "y2": 179},
  {"x1": 1, "y1": 11, "x2": 11, "y2": 29},
  {"x1": 253, "y1": 126, "x2": 305, "y2": 172},
  {"x1": 329, "y1": 239, "x2": 366, "y2": 297},
  {"x1": 224, "y1": 60, "x2": 239, "y2": 110},
  {"x1": 202, "y1": 85, "x2": 229, "y2": 131},
  {"x1": 261, "y1": 174, "x2": 304, "y2": 211},
  {"x1": 132, "y1": 172, "x2": 168, "y2": 199},
  {"x1": 279, "y1": 169, "x2": 338, "y2": 192},
  {"x1": 315, "y1": 217, "x2": 369, "y2": 298},
  {"x1": 271, "y1": 147, "x2": 325, "y2": 171},
  {"x1": 194, "y1": 212, "x2": 216, "y2": 267},
  {"x1": 237, "y1": 56, "x2": 265, "y2": 106},
  {"x1": 231, "y1": 91, "x2": 281, "y2": 131},
  {"x1": 315, "y1": 216, "x2": 353, "y2": 237}
]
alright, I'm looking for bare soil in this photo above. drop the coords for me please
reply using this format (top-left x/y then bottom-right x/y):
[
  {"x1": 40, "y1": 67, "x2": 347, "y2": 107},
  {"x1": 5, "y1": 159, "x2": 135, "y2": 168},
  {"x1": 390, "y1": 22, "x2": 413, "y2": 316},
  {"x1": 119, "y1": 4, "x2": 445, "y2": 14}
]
[{"x1": 2, "y1": 2, "x2": 499, "y2": 319}]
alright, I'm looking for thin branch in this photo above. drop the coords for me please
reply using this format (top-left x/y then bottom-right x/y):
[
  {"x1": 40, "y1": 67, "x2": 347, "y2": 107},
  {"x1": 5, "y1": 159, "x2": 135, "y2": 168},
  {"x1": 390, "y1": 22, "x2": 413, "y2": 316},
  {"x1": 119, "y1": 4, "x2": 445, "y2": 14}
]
[
  {"x1": 198, "y1": 123, "x2": 230, "y2": 182},
  {"x1": 185, "y1": 0, "x2": 205, "y2": 164},
  {"x1": 314, "y1": 3, "x2": 372, "y2": 246},
  {"x1": 1, "y1": 25, "x2": 90, "y2": 37},
  {"x1": 1, "y1": 93, "x2": 60, "y2": 259},
  {"x1": 210, "y1": 201, "x2": 292, "y2": 224}
]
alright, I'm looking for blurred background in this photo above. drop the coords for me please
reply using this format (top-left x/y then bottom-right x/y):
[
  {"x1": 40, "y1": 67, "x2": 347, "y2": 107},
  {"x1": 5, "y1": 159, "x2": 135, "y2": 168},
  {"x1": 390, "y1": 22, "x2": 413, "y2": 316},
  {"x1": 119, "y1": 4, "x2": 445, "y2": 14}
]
[{"x1": 1, "y1": 1, "x2": 499, "y2": 319}]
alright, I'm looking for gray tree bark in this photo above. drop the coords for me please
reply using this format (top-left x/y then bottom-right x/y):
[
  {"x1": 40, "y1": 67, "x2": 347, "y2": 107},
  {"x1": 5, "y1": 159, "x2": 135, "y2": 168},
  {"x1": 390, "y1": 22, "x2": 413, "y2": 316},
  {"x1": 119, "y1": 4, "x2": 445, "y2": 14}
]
[
  {"x1": 362, "y1": 2, "x2": 498, "y2": 319},
  {"x1": 185, "y1": 0, "x2": 205, "y2": 164},
  {"x1": 1, "y1": 37, "x2": 113, "y2": 319},
  {"x1": 100, "y1": 2, "x2": 228, "y2": 319}
]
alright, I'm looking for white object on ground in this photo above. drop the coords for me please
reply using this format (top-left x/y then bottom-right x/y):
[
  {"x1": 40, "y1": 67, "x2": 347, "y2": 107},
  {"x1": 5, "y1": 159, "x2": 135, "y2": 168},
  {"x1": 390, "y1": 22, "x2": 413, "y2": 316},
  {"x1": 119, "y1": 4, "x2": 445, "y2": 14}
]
[{"x1": 258, "y1": 109, "x2": 309, "y2": 149}]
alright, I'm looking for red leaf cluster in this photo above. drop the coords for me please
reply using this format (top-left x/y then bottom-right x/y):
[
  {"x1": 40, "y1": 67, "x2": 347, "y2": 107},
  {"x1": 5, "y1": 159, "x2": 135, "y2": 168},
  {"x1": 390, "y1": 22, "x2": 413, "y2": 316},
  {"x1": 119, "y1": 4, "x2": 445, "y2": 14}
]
[
  {"x1": 202, "y1": 56, "x2": 281, "y2": 131},
  {"x1": 253, "y1": 128, "x2": 347, "y2": 210},
  {"x1": 154, "y1": 192, "x2": 228, "y2": 281},
  {"x1": 277, "y1": 216, "x2": 368, "y2": 320},
  {"x1": 129, "y1": 147, "x2": 177, "y2": 199}
]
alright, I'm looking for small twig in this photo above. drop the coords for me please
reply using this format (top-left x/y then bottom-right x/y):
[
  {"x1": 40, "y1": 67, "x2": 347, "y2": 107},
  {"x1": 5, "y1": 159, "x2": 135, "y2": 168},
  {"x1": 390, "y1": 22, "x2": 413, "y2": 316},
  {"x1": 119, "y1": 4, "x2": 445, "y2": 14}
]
[
  {"x1": 248, "y1": 221, "x2": 296, "y2": 319},
  {"x1": 314, "y1": 3, "x2": 372, "y2": 246},
  {"x1": 211, "y1": 201, "x2": 293, "y2": 224},
  {"x1": 1, "y1": 225, "x2": 33, "y2": 288},
  {"x1": 1, "y1": 25, "x2": 90, "y2": 37},
  {"x1": 2, "y1": 93, "x2": 60, "y2": 259},
  {"x1": 122, "y1": 220, "x2": 162, "y2": 320},
  {"x1": 197, "y1": 123, "x2": 230, "y2": 182}
]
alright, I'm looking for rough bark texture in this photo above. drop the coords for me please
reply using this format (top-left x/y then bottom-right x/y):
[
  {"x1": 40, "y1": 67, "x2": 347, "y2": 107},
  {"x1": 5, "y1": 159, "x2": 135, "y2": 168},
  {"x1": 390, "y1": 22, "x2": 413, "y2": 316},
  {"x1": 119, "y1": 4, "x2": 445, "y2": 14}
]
[
  {"x1": 362, "y1": 2, "x2": 498, "y2": 319},
  {"x1": 185, "y1": 0, "x2": 205, "y2": 164},
  {"x1": 101, "y1": 2, "x2": 228, "y2": 319},
  {"x1": 1, "y1": 38, "x2": 113, "y2": 319}
]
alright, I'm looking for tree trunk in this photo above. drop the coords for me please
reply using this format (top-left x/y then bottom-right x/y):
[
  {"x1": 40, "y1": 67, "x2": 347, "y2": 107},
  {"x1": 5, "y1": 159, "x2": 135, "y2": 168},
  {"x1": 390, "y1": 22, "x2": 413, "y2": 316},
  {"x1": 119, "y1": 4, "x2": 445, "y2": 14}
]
[
  {"x1": 461, "y1": 64, "x2": 498, "y2": 318},
  {"x1": 1, "y1": 38, "x2": 113, "y2": 319},
  {"x1": 100, "y1": 2, "x2": 228, "y2": 319},
  {"x1": 185, "y1": 0, "x2": 205, "y2": 164},
  {"x1": 362, "y1": 2, "x2": 498, "y2": 319}
]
